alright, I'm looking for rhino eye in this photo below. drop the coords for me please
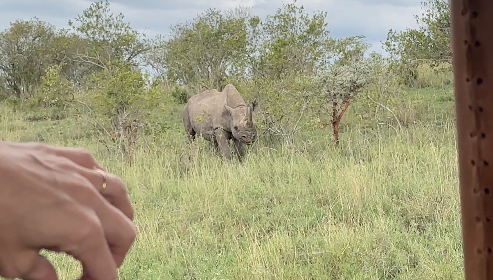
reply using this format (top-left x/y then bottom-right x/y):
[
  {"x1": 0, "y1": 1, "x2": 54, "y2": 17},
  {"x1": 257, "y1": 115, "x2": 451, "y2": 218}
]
[{"x1": 234, "y1": 126, "x2": 238, "y2": 131}]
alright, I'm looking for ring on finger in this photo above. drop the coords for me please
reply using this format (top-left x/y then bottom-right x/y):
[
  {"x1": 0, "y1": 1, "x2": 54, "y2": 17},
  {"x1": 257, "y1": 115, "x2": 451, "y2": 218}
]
[{"x1": 95, "y1": 168, "x2": 107, "y2": 190}]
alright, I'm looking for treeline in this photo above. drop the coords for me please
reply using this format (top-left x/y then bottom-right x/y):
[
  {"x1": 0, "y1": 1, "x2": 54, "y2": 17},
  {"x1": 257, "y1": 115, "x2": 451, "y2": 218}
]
[{"x1": 0, "y1": 0, "x2": 451, "y2": 159}]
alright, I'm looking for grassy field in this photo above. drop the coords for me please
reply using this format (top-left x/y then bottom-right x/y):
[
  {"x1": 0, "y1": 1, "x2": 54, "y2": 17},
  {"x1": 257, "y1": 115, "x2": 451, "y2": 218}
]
[{"x1": 0, "y1": 84, "x2": 464, "y2": 279}]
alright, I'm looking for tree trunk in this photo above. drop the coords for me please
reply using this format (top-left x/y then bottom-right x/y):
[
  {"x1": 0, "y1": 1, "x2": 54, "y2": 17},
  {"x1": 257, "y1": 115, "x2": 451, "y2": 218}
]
[{"x1": 332, "y1": 101, "x2": 351, "y2": 145}]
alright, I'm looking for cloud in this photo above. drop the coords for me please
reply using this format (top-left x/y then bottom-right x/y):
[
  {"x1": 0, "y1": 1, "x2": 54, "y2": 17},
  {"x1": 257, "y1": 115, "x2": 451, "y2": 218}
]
[
  {"x1": 0, "y1": 0, "x2": 422, "y2": 54},
  {"x1": 315, "y1": 1, "x2": 421, "y2": 52},
  {"x1": 101, "y1": 0, "x2": 264, "y2": 10},
  {"x1": 0, "y1": 0, "x2": 87, "y2": 31}
]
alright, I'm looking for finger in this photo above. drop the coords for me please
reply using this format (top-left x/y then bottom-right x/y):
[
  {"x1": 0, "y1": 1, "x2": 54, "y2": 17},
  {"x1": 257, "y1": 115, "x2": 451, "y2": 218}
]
[
  {"x1": 20, "y1": 198, "x2": 119, "y2": 280},
  {"x1": 63, "y1": 208, "x2": 118, "y2": 280},
  {"x1": 18, "y1": 253, "x2": 58, "y2": 280},
  {"x1": 0, "y1": 251, "x2": 58, "y2": 280},
  {"x1": 51, "y1": 146, "x2": 105, "y2": 171},
  {"x1": 5, "y1": 142, "x2": 104, "y2": 171},
  {"x1": 31, "y1": 153, "x2": 136, "y2": 268},
  {"x1": 80, "y1": 169, "x2": 134, "y2": 221},
  {"x1": 69, "y1": 164, "x2": 134, "y2": 221},
  {"x1": 44, "y1": 154, "x2": 133, "y2": 222},
  {"x1": 57, "y1": 173, "x2": 136, "y2": 269},
  {"x1": 97, "y1": 172, "x2": 134, "y2": 221},
  {"x1": 95, "y1": 204, "x2": 136, "y2": 268}
]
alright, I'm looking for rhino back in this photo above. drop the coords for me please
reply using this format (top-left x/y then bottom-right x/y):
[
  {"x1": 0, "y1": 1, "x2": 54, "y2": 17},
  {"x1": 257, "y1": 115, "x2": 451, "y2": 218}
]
[
  {"x1": 187, "y1": 90, "x2": 229, "y2": 134},
  {"x1": 188, "y1": 89, "x2": 219, "y2": 104}
]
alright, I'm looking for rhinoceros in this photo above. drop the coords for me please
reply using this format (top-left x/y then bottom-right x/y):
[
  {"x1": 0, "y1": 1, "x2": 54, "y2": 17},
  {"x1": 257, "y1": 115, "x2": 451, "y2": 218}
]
[{"x1": 182, "y1": 84, "x2": 258, "y2": 160}]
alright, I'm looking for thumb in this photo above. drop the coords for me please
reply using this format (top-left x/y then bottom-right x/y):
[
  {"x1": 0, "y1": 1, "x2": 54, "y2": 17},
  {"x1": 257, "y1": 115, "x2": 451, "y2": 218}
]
[{"x1": 19, "y1": 254, "x2": 58, "y2": 280}]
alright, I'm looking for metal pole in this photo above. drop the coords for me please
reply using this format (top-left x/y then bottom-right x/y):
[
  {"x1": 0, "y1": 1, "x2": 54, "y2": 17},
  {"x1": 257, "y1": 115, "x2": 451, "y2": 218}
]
[{"x1": 451, "y1": 0, "x2": 493, "y2": 278}]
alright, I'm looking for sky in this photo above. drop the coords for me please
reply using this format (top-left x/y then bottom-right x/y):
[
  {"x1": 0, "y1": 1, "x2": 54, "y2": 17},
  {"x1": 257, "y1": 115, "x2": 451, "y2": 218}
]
[{"x1": 0, "y1": 0, "x2": 423, "y2": 55}]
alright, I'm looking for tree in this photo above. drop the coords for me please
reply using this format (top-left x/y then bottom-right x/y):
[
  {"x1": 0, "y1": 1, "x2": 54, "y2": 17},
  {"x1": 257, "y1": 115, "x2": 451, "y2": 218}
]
[
  {"x1": 0, "y1": 18, "x2": 61, "y2": 97},
  {"x1": 246, "y1": 1, "x2": 374, "y2": 145},
  {"x1": 87, "y1": 59, "x2": 161, "y2": 163},
  {"x1": 229, "y1": 1, "x2": 332, "y2": 145},
  {"x1": 383, "y1": 0, "x2": 451, "y2": 85},
  {"x1": 315, "y1": 53, "x2": 375, "y2": 144},
  {"x1": 331, "y1": 35, "x2": 370, "y2": 66},
  {"x1": 250, "y1": 0, "x2": 333, "y2": 80},
  {"x1": 33, "y1": 63, "x2": 74, "y2": 109},
  {"x1": 159, "y1": 7, "x2": 251, "y2": 90},
  {"x1": 66, "y1": 1, "x2": 160, "y2": 162},
  {"x1": 68, "y1": 0, "x2": 151, "y2": 73}
]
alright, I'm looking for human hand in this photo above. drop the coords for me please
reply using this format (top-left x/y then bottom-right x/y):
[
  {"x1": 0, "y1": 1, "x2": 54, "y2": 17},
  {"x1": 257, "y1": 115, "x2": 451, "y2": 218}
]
[{"x1": 0, "y1": 141, "x2": 136, "y2": 280}]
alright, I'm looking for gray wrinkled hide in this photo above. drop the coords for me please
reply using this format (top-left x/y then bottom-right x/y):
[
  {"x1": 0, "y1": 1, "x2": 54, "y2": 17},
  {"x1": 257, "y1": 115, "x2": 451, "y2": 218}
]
[{"x1": 182, "y1": 84, "x2": 258, "y2": 160}]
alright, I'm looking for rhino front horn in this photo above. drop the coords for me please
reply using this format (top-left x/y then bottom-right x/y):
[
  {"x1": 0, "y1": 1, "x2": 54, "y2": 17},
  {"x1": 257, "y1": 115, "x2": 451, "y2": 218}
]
[{"x1": 245, "y1": 107, "x2": 253, "y2": 126}]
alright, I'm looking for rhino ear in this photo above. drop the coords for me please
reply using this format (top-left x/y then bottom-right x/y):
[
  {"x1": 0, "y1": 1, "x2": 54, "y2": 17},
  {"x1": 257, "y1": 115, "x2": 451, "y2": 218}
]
[
  {"x1": 224, "y1": 105, "x2": 234, "y2": 115},
  {"x1": 251, "y1": 100, "x2": 258, "y2": 112}
]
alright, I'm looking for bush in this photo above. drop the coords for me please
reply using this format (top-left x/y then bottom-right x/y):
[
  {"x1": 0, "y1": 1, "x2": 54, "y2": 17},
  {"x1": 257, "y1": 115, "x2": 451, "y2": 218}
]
[
  {"x1": 29, "y1": 64, "x2": 74, "y2": 109},
  {"x1": 169, "y1": 85, "x2": 190, "y2": 104}
]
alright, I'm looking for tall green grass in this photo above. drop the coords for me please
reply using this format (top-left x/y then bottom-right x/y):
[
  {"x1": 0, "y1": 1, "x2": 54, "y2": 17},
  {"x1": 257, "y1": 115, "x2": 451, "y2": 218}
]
[{"x1": 0, "y1": 85, "x2": 463, "y2": 279}]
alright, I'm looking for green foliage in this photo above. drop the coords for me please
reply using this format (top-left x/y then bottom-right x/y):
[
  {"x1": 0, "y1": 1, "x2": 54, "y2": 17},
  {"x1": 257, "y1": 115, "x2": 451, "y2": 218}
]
[
  {"x1": 87, "y1": 60, "x2": 164, "y2": 163},
  {"x1": 250, "y1": 36, "x2": 375, "y2": 144},
  {"x1": 88, "y1": 60, "x2": 161, "y2": 120},
  {"x1": 316, "y1": 53, "x2": 376, "y2": 105},
  {"x1": 0, "y1": 0, "x2": 456, "y2": 147},
  {"x1": 251, "y1": 1, "x2": 333, "y2": 79},
  {"x1": 68, "y1": 0, "x2": 149, "y2": 65},
  {"x1": 161, "y1": 7, "x2": 251, "y2": 89},
  {"x1": 0, "y1": 18, "x2": 61, "y2": 97},
  {"x1": 0, "y1": 0, "x2": 381, "y2": 143},
  {"x1": 168, "y1": 85, "x2": 190, "y2": 104},
  {"x1": 252, "y1": 74, "x2": 322, "y2": 144},
  {"x1": 332, "y1": 35, "x2": 371, "y2": 66},
  {"x1": 383, "y1": 0, "x2": 451, "y2": 86},
  {"x1": 360, "y1": 53, "x2": 407, "y2": 116},
  {"x1": 33, "y1": 64, "x2": 74, "y2": 108}
]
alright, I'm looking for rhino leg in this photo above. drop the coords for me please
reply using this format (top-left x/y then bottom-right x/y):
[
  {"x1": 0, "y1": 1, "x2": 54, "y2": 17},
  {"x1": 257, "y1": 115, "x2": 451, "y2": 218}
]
[
  {"x1": 214, "y1": 128, "x2": 232, "y2": 160},
  {"x1": 182, "y1": 105, "x2": 196, "y2": 142},
  {"x1": 186, "y1": 130, "x2": 196, "y2": 143},
  {"x1": 211, "y1": 139, "x2": 219, "y2": 153},
  {"x1": 233, "y1": 139, "x2": 245, "y2": 161}
]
